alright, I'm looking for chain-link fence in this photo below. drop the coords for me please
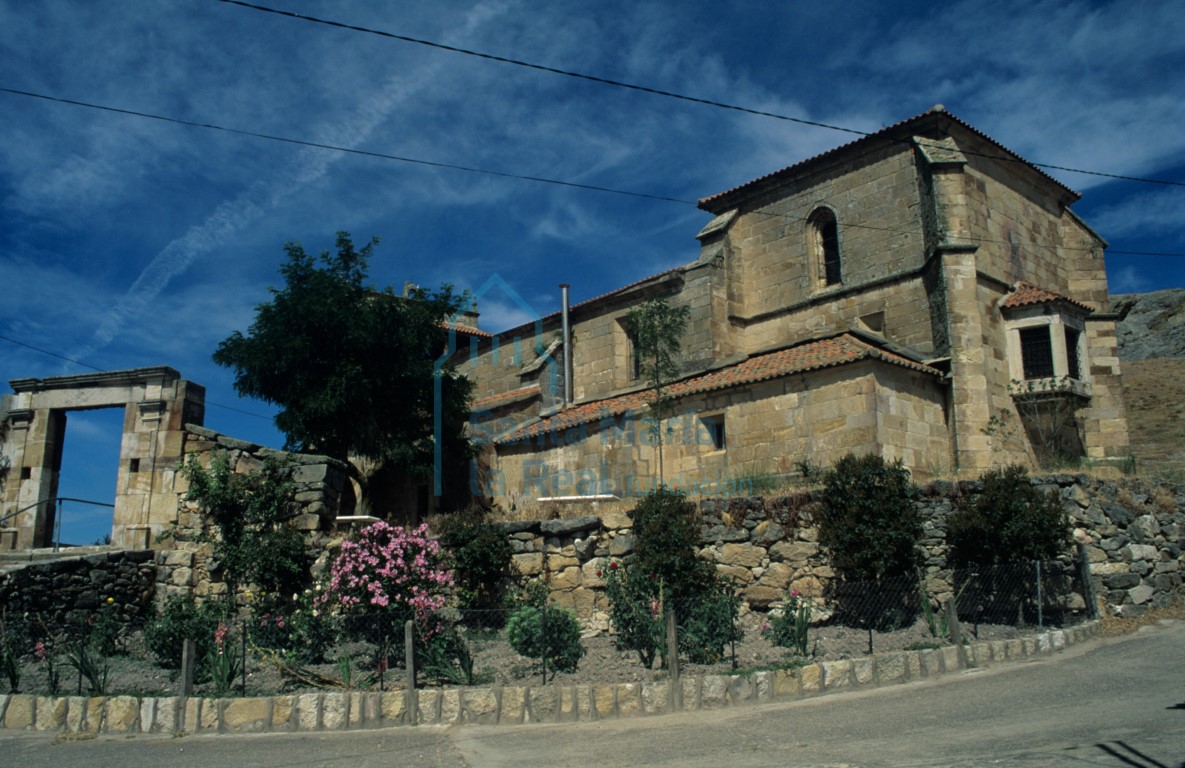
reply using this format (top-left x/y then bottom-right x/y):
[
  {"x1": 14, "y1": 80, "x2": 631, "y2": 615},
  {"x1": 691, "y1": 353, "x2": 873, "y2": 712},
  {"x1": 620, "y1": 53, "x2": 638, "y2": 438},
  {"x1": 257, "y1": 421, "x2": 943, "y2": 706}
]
[
  {"x1": 1, "y1": 555, "x2": 1096, "y2": 698},
  {"x1": 806, "y1": 557, "x2": 1091, "y2": 653}
]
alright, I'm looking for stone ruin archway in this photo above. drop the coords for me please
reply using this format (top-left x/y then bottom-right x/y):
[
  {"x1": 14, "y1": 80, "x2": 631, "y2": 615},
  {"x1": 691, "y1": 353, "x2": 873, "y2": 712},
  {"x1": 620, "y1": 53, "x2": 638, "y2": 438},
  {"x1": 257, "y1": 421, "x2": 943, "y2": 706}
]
[{"x1": 0, "y1": 367, "x2": 204, "y2": 551}]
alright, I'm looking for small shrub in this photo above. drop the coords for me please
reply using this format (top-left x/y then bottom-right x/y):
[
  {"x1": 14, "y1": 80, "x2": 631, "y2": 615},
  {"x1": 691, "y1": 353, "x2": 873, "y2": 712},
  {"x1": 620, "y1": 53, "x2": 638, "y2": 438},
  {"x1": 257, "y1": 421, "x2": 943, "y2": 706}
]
[
  {"x1": 677, "y1": 579, "x2": 743, "y2": 664},
  {"x1": 89, "y1": 600, "x2": 123, "y2": 656},
  {"x1": 603, "y1": 563, "x2": 664, "y2": 668},
  {"x1": 765, "y1": 589, "x2": 812, "y2": 657},
  {"x1": 506, "y1": 603, "x2": 584, "y2": 678},
  {"x1": 33, "y1": 638, "x2": 63, "y2": 695},
  {"x1": 1152, "y1": 485, "x2": 1178, "y2": 514},
  {"x1": 435, "y1": 507, "x2": 514, "y2": 622},
  {"x1": 204, "y1": 621, "x2": 241, "y2": 696},
  {"x1": 947, "y1": 465, "x2": 1070, "y2": 566},
  {"x1": 0, "y1": 611, "x2": 29, "y2": 693},
  {"x1": 144, "y1": 595, "x2": 224, "y2": 669},
  {"x1": 417, "y1": 622, "x2": 474, "y2": 685},
  {"x1": 248, "y1": 590, "x2": 335, "y2": 663},
  {"x1": 605, "y1": 488, "x2": 743, "y2": 667}
]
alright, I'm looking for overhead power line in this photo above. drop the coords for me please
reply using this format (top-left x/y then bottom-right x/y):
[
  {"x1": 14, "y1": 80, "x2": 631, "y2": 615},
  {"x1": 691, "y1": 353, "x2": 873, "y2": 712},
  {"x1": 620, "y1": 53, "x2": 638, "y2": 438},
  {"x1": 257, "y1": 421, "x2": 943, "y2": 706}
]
[
  {"x1": 216, "y1": 0, "x2": 1185, "y2": 190},
  {"x1": 0, "y1": 87, "x2": 685, "y2": 206},
  {"x1": 2, "y1": 85, "x2": 1182, "y2": 259}
]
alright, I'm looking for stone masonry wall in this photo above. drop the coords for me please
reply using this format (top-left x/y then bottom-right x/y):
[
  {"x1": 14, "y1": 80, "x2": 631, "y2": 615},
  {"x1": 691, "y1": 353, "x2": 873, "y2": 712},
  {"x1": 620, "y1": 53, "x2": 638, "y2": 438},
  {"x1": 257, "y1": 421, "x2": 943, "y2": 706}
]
[
  {"x1": 0, "y1": 550, "x2": 156, "y2": 633},
  {"x1": 491, "y1": 360, "x2": 950, "y2": 505},
  {"x1": 153, "y1": 425, "x2": 348, "y2": 606},
  {"x1": 508, "y1": 475, "x2": 1183, "y2": 628}
]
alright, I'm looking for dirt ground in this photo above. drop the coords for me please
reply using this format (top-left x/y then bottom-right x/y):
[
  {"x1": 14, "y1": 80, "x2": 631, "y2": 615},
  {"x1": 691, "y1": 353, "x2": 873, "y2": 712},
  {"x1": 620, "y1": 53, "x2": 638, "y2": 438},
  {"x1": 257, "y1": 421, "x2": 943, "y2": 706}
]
[{"x1": 10, "y1": 612, "x2": 1050, "y2": 699}]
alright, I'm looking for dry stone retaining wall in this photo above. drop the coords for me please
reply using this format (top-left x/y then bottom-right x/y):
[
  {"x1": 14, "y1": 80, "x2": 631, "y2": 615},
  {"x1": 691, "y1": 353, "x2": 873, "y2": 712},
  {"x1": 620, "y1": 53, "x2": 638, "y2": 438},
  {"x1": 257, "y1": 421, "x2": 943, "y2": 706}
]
[
  {"x1": 0, "y1": 550, "x2": 155, "y2": 633},
  {"x1": 514, "y1": 475, "x2": 1184, "y2": 622}
]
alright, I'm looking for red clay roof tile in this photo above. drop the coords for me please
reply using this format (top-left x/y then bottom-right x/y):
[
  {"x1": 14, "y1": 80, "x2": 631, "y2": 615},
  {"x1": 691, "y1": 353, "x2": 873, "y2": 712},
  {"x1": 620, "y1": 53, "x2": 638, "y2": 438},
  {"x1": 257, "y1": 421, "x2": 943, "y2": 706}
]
[
  {"x1": 1000, "y1": 282, "x2": 1094, "y2": 313},
  {"x1": 472, "y1": 384, "x2": 541, "y2": 410},
  {"x1": 494, "y1": 333, "x2": 941, "y2": 444}
]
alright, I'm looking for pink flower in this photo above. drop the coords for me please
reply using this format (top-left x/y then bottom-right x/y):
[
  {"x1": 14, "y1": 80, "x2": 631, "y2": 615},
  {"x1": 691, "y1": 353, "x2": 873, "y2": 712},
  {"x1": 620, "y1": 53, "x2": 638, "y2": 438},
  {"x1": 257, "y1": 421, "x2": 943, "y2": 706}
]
[{"x1": 34, "y1": 640, "x2": 47, "y2": 661}]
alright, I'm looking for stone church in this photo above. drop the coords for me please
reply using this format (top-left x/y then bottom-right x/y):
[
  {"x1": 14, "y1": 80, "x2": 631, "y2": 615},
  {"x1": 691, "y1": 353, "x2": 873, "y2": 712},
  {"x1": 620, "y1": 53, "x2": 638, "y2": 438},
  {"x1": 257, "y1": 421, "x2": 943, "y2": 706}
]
[
  {"x1": 459, "y1": 105, "x2": 1129, "y2": 504},
  {"x1": 0, "y1": 106, "x2": 1133, "y2": 547}
]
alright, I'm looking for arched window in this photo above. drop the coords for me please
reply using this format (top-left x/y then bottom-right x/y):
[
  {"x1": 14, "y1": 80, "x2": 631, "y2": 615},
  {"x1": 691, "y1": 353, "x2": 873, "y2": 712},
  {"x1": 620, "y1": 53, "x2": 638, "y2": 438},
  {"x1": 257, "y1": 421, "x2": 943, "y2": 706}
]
[{"x1": 809, "y1": 207, "x2": 841, "y2": 287}]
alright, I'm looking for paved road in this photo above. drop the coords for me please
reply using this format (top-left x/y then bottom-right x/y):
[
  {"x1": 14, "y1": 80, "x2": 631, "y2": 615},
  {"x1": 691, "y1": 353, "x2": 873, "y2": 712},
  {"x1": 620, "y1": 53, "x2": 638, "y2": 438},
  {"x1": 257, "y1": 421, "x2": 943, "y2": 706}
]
[{"x1": 5, "y1": 620, "x2": 1184, "y2": 767}]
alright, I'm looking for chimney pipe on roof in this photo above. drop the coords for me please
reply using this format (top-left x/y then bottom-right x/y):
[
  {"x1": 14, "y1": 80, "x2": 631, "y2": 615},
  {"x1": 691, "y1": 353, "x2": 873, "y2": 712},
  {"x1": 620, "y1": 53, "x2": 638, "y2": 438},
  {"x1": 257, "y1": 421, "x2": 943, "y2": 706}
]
[{"x1": 560, "y1": 284, "x2": 573, "y2": 406}]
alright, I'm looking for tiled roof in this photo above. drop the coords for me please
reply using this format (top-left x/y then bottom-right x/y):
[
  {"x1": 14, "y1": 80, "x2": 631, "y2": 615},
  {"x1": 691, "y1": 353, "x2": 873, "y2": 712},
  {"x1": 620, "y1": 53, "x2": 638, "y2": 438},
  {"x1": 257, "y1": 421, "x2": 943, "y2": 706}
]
[
  {"x1": 1000, "y1": 282, "x2": 1094, "y2": 313},
  {"x1": 472, "y1": 384, "x2": 541, "y2": 411},
  {"x1": 494, "y1": 333, "x2": 942, "y2": 445},
  {"x1": 698, "y1": 106, "x2": 1079, "y2": 212},
  {"x1": 445, "y1": 323, "x2": 493, "y2": 339}
]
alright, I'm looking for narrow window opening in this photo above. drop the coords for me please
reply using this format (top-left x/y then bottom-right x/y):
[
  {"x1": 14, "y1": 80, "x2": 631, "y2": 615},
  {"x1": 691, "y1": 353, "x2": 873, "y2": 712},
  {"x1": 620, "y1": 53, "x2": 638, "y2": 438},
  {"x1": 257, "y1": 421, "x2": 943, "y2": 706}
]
[
  {"x1": 701, "y1": 414, "x2": 726, "y2": 451},
  {"x1": 809, "y1": 208, "x2": 841, "y2": 287},
  {"x1": 821, "y1": 218, "x2": 841, "y2": 285},
  {"x1": 129, "y1": 458, "x2": 140, "y2": 473},
  {"x1": 1064, "y1": 327, "x2": 1081, "y2": 380},
  {"x1": 629, "y1": 330, "x2": 643, "y2": 381},
  {"x1": 20, "y1": 466, "x2": 31, "y2": 480}
]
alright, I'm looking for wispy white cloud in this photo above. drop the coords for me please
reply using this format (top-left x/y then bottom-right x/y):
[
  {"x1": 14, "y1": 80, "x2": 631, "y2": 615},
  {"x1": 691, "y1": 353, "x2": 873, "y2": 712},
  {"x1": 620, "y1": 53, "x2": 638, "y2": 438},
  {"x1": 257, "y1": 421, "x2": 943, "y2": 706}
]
[
  {"x1": 1089, "y1": 188, "x2": 1185, "y2": 242},
  {"x1": 1109, "y1": 265, "x2": 1150, "y2": 294},
  {"x1": 3, "y1": 0, "x2": 1185, "y2": 469}
]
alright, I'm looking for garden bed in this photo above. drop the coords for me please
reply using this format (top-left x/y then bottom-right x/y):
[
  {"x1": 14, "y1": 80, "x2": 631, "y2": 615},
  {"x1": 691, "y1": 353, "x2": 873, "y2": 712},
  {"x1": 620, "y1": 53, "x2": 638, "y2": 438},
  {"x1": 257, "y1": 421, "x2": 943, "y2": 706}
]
[{"x1": 5, "y1": 614, "x2": 1055, "y2": 699}]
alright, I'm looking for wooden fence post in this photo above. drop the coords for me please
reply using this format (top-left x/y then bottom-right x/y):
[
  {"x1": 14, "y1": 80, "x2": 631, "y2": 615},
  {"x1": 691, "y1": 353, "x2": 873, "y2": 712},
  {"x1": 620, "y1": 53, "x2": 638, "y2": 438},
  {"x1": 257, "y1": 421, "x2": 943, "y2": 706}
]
[
  {"x1": 404, "y1": 620, "x2": 417, "y2": 725},
  {"x1": 665, "y1": 605, "x2": 681, "y2": 711},
  {"x1": 1077, "y1": 541, "x2": 1098, "y2": 619},
  {"x1": 180, "y1": 638, "x2": 196, "y2": 697}
]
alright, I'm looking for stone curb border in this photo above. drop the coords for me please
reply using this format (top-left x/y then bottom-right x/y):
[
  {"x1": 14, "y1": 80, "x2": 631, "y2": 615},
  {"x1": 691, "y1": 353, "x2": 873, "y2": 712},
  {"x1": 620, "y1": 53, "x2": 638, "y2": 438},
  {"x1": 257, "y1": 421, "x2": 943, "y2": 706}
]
[{"x1": 0, "y1": 622, "x2": 1100, "y2": 735}]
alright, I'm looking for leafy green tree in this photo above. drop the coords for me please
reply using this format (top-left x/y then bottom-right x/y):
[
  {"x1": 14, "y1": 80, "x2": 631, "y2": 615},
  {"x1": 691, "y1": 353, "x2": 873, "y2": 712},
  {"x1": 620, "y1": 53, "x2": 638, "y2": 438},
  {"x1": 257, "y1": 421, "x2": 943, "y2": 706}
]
[
  {"x1": 816, "y1": 454, "x2": 923, "y2": 629},
  {"x1": 605, "y1": 488, "x2": 740, "y2": 667},
  {"x1": 181, "y1": 452, "x2": 308, "y2": 605},
  {"x1": 625, "y1": 296, "x2": 690, "y2": 483},
  {"x1": 434, "y1": 507, "x2": 514, "y2": 622},
  {"x1": 817, "y1": 453, "x2": 921, "y2": 581},
  {"x1": 213, "y1": 232, "x2": 473, "y2": 512},
  {"x1": 947, "y1": 464, "x2": 1071, "y2": 566}
]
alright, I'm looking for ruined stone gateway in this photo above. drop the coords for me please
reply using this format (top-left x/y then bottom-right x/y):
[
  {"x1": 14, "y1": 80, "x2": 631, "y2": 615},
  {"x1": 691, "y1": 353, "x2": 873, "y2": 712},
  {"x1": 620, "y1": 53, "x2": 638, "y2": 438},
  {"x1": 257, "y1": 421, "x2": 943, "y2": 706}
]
[
  {"x1": 0, "y1": 367, "x2": 203, "y2": 550},
  {"x1": 0, "y1": 366, "x2": 346, "y2": 555}
]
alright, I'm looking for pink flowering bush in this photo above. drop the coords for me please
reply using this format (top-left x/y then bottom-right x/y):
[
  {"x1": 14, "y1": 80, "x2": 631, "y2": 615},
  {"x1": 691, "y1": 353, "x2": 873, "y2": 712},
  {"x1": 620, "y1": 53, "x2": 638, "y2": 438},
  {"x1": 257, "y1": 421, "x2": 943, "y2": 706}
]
[{"x1": 319, "y1": 521, "x2": 454, "y2": 642}]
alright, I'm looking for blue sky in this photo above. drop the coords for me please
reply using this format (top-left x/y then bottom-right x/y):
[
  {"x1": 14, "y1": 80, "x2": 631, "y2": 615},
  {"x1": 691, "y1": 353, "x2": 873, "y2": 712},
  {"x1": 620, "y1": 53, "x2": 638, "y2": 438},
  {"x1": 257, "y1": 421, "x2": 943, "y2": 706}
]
[{"x1": 2, "y1": 0, "x2": 1184, "y2": 543}]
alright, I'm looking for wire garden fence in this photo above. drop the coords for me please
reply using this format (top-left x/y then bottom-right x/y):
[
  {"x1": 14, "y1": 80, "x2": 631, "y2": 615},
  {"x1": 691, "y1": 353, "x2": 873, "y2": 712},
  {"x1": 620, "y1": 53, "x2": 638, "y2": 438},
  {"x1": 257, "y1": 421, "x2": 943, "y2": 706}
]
[{"x1": 1, "y1": 552, "x2": 1097, "y2": 699}]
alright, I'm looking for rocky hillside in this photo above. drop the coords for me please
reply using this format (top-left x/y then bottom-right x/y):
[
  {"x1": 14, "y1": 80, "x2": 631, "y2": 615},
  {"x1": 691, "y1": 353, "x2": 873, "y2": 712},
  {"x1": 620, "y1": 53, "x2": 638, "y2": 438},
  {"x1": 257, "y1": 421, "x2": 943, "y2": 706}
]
[
  {"x1": 1113, "y1": 289, "x2": 1185, "y2": 361},
  {"x1": 1114, "y1": 289, "x2": 1185, "y2": 475}
]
